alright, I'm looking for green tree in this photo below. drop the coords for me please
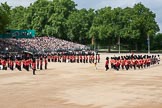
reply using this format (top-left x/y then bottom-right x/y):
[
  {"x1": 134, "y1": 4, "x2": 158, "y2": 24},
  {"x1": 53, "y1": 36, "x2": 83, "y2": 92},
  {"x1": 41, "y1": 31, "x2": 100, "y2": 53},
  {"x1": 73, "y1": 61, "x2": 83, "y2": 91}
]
[
  {"x1": 89, "y1": 7, "x2": 116, "y2": 51},
  {"x1": 129, "y1": 3, "x2": 159, "y2": 51},
  {"x1": 0, "y1": 2, "x2": 10, "y2": 33},
  {"x1": 25, "y1": 0, "x2": 51, "y2": 36},
  {"x1": 46, "y1": 0, "x2": 76, "y2": 39},
  {"x1": 67, "y1": 8, "x2": 95, "y2": 44},
  {"x1": 4, "y1": 0, "x2": 161, "y2": 51},
  {"x1": 152, "y1": 33, "x2": 162, "y2": 50},
  {"x1": 9, "y1": 6, "x2": 27, "y2": 29}
]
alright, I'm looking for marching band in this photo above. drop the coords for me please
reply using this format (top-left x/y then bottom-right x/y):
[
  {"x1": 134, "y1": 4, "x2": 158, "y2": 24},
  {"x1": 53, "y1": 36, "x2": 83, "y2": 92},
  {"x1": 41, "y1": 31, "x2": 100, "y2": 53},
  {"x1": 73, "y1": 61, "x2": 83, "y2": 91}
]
[{"x1": 105, "y1": 54, "x2": 160, "y2": 71}]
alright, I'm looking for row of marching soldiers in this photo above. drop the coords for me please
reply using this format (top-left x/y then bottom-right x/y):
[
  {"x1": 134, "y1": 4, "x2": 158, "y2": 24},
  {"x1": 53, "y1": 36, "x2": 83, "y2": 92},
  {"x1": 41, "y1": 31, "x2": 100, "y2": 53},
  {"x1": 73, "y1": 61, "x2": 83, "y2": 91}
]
[
  {"x1": 105, "y1": 54, "x2": 160, "y2": 71},
  {"x1": 46, "y1": 54, "x2": 100, "y2": 63},
  {"x1": 0, "y1": 56, "x2": 48, "y2": 75}
]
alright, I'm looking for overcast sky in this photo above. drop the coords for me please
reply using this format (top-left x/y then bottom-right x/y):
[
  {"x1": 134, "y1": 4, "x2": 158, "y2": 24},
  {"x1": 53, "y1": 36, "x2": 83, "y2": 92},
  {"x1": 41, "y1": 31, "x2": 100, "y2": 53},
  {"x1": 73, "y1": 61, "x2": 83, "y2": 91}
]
[{"x1": 0, "y1": 0, "x2": 161, "y2": 32}]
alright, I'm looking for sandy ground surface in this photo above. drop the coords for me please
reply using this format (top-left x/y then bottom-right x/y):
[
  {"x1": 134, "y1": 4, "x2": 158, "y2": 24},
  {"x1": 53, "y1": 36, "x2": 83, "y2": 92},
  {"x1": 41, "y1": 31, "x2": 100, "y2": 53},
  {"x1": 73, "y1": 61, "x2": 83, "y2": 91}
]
[{"x1": 0, "y1": 53, "x2": 162, "y2": 108}]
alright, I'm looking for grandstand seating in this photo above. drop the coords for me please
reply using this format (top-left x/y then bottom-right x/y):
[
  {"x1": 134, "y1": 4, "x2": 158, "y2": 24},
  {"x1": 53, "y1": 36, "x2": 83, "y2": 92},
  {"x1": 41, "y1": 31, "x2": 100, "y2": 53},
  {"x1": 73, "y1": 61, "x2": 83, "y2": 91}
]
[{"x1": 0, "y1": 37, "x2": 89, "y2": 54}]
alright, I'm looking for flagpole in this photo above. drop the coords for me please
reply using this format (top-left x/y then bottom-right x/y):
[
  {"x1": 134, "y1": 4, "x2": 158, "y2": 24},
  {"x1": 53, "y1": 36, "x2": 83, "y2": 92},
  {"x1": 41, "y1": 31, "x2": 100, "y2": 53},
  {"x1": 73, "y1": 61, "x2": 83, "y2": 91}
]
[
  {"x1": 118, "y1": 36, "x2": 120, "y2": 54},
  {"x1": 147, "y1": 34, "x2": 150, "y2": 54}
]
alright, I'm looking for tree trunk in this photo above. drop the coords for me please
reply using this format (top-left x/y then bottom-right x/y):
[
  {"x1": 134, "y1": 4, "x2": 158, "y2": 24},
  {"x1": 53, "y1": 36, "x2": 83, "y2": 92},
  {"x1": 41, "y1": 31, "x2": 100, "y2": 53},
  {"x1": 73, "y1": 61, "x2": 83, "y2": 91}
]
[
  {"x1": 135, "y1": 43, "x2": 138, "y2": 52},
  {"x1": 108, "y1": 45, "x2": 111, "y2": 53},
  {"x1": 91, "y1": 36, "x2": 95, "y2": 45}
]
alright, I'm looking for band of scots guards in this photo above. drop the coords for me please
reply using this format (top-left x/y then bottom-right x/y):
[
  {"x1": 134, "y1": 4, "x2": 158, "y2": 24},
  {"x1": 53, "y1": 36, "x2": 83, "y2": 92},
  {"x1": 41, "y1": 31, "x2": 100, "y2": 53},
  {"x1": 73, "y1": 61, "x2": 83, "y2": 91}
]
[{"x1": 105, "y1": 54, "x2": 160, "y2": 71}]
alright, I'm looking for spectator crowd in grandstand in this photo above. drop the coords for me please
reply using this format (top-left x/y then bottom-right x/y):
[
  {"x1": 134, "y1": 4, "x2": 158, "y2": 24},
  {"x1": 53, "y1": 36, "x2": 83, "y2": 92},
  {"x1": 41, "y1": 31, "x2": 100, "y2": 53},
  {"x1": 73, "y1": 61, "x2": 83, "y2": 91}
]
[{"x1": 0, "y1": 37, "x2": 89, "y2": 54}]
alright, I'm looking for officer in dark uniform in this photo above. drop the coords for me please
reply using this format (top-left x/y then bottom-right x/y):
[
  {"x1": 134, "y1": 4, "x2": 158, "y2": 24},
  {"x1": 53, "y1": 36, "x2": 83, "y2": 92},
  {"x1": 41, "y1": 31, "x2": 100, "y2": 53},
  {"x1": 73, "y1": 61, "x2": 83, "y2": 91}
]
[
  {"x1": 105, "y1": 57, "x2": 109, "y2": 71},
  {"x1": 32, "y1": 58, "x2": 36, "y2": 75}
]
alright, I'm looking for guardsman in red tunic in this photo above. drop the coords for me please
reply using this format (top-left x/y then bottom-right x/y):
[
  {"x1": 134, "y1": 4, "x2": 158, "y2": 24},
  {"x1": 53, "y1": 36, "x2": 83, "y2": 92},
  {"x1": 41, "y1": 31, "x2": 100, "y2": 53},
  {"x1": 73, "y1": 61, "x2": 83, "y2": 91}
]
[
  {"x1": 32, "y1": 58, "x2": 36, "y2": 75},
  {"x1": 62, "y1": 55, "x2": 65, "y2": 62},
  {"x1": 0, "y1": 58, "x2": 1, "y2": 65},
  {"x1": 83, "y1": 55, "x2": 85, "y2": 63},
  {"x1": 52, "y1": 55, "x2": 54, "y2": 62},
  {"x1": 8, "y1": 60, "x2": 10, "y2": 69},
  {"x1": 92, "y1": 55, "x2": 95, "y2": 63},
  {"x1": 44, "y1": 57, "x2": 47, "y2": 70},
  {"x1": 37, "y1": 58, "x2": 39, "y2": 69},
  {"x1": 22, "y1": 59, "x2": 26, "y2": 70},
  {"x1": 80, "y1": 55, "x2": 82, "y2": 63},
  {"x1": 71, "y1": 55, "x2": 73, "y2": 63},
  {"x1": 135, "y1": 58, "x2": 138, "y2": 69},
  {"x1": 77, "y1": 55, "x2": 79, "y2": 63},
  {"x1": 69, "y1": 55, "x2": 72, "y2": 63},
  {"x1": 125, "y1": 59, "x2": 129, "y2": 70},
  {"x1": 137, "y1": 59, "x2": 141, "y2": 69},
  {"x1": 121, "y1": 58, "x2": 125, "y2": 70},
  {"x1": 2, "y1": 59, "x2": 7, "y2": 70},
  {"x1": 22, "y1": 59, "x2": 25, "y2": 69},
  {"x1": 115, "y1": 58, "x2": 120, "y2": 71},
  {"x1": 15, "y1": 59, "x2": 18, "y2": 70},
  {"x1": 7, "y1": 59, "x2": 10, "y2": 68},
  {"x1": 26, "y1": 59, "x2": 30, "y2": 71},
  {"x1": 48, "y1": 55, "x2": 50, "y2": 62},
  {"x1": 70, "y1": 55, "x2": 73, "y2": 63},
  {"x1": 30, "y1": 58, "x2": 32, "y2": 68},
  {"x1": 17, "y1": 60, "x2": 21, "y2": 71},
  {"x1": 62, "y1": 55, "x2": 64, "y2": 63},
  {"x1": 132, "y1": 58, "x2": 136, "y2": 70},
  {"x1": 97, "y1": 54, "x2": 100, "y2": 63},
  {"x1": 89, "y1": 55, "x2": 92, "y2": 63},
  {"x1": 141, "y1": 58, "x2": 144, "y2": 69},
  {"x1": 72, "y1": 55, "x2": 74, "y2": 63},
  {"x1": 129, "y1": 58, "x2": 132, "y2": 69},
  {"x1": 16, "y1": 59, "x2": 21, "y2": 71},
  {"x1": 10, "y1": 60, "x2": 14, "y2": 70},
  {"x1": 147, "y1": 57, "x2": 151, "y2": 67},
  {"x1": 86, "y1": 55, "x2": 88, "y2": 63},
  {"x1": 54, "y1": 55, "x2": 57, "y2": 62},
  {"x1": 57, "y1": 55, "x2": 60, "y2": 62},
  {"x1": 40, "y1": 58, "x2": 43, "y2": 70},
  {"x1": 110, "y1": 57, "x2": 114, "y2": 69},
  {"x1": 0, "y1": 59, "x2": 2, "y2": 70},
  {"x1": 50, "y1": 55, "x2": 53, "y2": 62},
  {"x1": 73, "y1": 55, "x2": 76, "y2": 63},
  {"x1": 144, "y1": 58, "x2": 147, "y2": 68},
  {"x1": 105, "y1": 57, "x2": 109, "y2": 71}
]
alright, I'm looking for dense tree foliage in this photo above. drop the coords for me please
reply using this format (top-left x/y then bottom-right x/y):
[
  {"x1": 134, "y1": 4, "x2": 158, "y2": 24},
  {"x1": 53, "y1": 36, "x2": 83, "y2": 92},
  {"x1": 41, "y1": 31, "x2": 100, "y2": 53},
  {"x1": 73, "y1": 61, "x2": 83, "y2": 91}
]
[
  {"x1": 89, "y1": 3, "x2": 160, "y2": 51},
  {"x1": 9, "y1": 6, "x2": 27, "y2": 29},
  {"x1": 0, "y1": 0, "x2": 161, "y2": 51},
  {"x1": 67, "y1": 8, "x2": 95, "y2": 44},
  {"x1": 0, "y1": 2, "x2": 11, "y2": 33},
  {"x1": 152, "y1": 33, "x2": 162, "y2": 50}
]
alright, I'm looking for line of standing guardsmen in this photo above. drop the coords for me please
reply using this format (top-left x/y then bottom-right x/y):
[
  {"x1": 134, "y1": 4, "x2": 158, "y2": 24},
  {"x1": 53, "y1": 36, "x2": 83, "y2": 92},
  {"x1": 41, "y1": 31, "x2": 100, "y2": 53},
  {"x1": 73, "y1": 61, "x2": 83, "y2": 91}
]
[
  {"x1": 105, "y1": 54, "x2": 160, "y2": 71},
  {"x1": 45, "y1": 53, "x2": 100, "y2": 63},
  {"x1": 0, "y1": 54, "x2": 48, "y2": 75},
  {"x1": 0, "y1": 53, "x2": 100, "y2": 75}
]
